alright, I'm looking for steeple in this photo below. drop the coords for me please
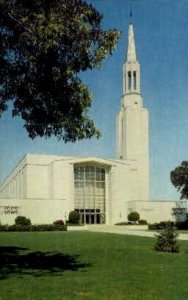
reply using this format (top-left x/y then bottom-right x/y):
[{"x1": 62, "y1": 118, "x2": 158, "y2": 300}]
[
  {"x1": 123, "y1": 14, "x2": 141, "y2": 96},
  {"x1": 116, "y1": 15, "x2": 149, "y2": 200},
  {"x1": 126, "y1": 14, "x2": 137, "y2": 62}
]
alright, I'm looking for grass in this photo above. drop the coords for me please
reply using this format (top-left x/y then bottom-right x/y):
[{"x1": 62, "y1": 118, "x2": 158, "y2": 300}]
[{"x1": 0, "y1": 232, "x2": 188, "y2": 300}]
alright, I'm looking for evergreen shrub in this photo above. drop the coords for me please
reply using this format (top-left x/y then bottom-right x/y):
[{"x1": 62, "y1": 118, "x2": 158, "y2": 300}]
[
  {"x1": 15, "y1": 216, "x2": 31, "y2": 226},
  {"x1": 68, "y1": 211, "x2": 80, "y2": 224}
]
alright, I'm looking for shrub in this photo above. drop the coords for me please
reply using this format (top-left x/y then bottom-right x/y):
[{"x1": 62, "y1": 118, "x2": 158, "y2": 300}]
[
  {"x1": 148, "y1": 223, "x2": 160, "y2": 230},
  {"x1": 8, "y1": 224, "x2": 32, "y2": 232},
  {"x1": 53, "y1": 224, "x2": 67, "y2": 231},
  {"x1": 53, "y1": 220, "x2": 64, "y2": 226},
  {"x1": 154, "y1": 222, "x2": 180, "y2": 253},
  {"x1": 158, "y1": 221, "x2": 174, "y2": 229},
  {"x1": 148, "y1": 221, "x2": 175, "y2": 230},
  {"x1": 0, "y1": 223, "x2": 67, "y2": 232},
  {"x1": 31, "y1": 224, "x2": 55, "y2": 231},
  {"x1": 114, "y1": 222, "x2": 134, "y2": 225},
  {"x1": 31, "y1": 224, "x2": 67, "y2": 231},
  {"x1": 66, "y1": 223, "x2": 84, "y2": 226},
  {"x1": 68, "y1": 211, "x2": 80, "y2": 224},
  {"x1": 15, "y1": 216, "x2": 31, "y2": 226},
  {"x1": 138, "y1": 219, "x2": 147, "y2": 225},
  {"x1": 114, "y1": 222, "x2": 128, "y2": 225},
  {"x1": 175, "y1": 219, "x2": 188, "y2": 230},
  {"x1": 0, "y1": 224, "x2": 9, "y2": 231},
  {"x1": 127, "y1": 211, "x2": 140, "y2": 223}
]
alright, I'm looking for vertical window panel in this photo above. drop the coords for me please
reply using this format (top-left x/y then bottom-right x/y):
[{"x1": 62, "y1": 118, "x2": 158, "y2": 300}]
[
  {"x1": 74, "y1": 165, "x2": 106, "y2": 224},
  {"x1": 133, "y1": 71, "x2": 136, "y2": 90},
  {"x1": 128, "y1": 71, "x2": 131, "y2": 90}
]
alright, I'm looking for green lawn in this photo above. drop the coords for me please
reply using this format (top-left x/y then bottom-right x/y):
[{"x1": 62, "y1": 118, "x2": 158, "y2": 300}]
[{"x1": 0, "y1": 232, "x2": 188, "y2": 300}]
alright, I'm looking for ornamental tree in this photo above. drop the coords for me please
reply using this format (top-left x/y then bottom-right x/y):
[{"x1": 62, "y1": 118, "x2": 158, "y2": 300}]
[
  {"x1": 170, "y1": 161, "x2": 188, "y2": 199},
  {"x1": 0, "y1": 0, "x2": 120, "y2": 142},
  {"x1": 127, "y1": 211, "x2": 140, "y2": 223}
]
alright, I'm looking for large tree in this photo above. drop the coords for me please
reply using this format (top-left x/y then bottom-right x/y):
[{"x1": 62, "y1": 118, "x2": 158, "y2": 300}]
[
  {"x1": 170, "y1": 161, "x2": 188, "y2": 199},
  {"x1": 0, "y1": 0, "x2": 120, "y2": 142}
]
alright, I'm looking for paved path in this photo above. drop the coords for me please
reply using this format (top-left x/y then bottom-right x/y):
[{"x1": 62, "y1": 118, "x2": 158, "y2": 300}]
[{"x1": 87, "y1": 225, "x2": 188, "y2": 241}]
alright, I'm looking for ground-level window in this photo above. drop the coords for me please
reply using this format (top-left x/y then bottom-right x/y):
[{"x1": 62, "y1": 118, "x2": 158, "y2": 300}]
[{"x1": 74, "y1": 165, "x2": 106, "y2": 224}]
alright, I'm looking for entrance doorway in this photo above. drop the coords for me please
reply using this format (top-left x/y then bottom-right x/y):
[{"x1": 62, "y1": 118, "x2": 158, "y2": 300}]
[
  {"x1": 76, "y1": 209, "x2": 103, "y2": 224},
  {"x1": 74, "y1": 165, "x2": 106, "y2": 224}
]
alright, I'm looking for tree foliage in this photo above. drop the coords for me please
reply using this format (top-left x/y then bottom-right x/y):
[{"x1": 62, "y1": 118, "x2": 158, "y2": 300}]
[
  {"x1": 170, "y1": 161, "x2": 188, "y2": 199},
  {"x1": 0, "y1": 0, "x2": 120, "y2": 141}
]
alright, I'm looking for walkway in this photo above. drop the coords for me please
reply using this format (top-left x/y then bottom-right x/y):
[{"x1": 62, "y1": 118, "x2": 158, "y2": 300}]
[{"x1": 87, "y1": 225, "x2": 188, "y2": 241}]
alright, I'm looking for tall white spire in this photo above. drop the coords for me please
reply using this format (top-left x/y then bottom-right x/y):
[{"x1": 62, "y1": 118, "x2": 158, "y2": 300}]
[
  {"x1": 116, "y1": 15, "x2": 149, "y2": 199},
  {"x1": 123, "y1": 14, "x2": 141, "y2": 96},
  {"x1": 126, "y1": 23, "x2": 137, "y2": 62}
]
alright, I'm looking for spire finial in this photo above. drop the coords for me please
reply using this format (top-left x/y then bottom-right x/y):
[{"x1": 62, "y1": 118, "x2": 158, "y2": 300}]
[
  {"x1": 126, "y1": 10, "x2": 136, "y2": 62},
  {"x1": 130, "y1": 9, "x2": 133, "y2": 24}
]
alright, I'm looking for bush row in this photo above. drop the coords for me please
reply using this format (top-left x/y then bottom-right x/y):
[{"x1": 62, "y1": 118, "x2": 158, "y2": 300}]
[
  {"x1": 0, "y1": 216, "x2": 67, "y2": 232},
  {"x1": 115, "y1": 219, "x2": 148, "y2": 226},
  {"x1": 0, "y1": 223, "x2": 67, "y2": 232},
  {"x1": 148, "y1": 221, "x2": 174, "y2": 230},
  {"x1": 148, "y1": 220, "x2": 188, "y2": 230},
  {"x1": 175, "y1": 219, "x2": 188, "y2": 230}
]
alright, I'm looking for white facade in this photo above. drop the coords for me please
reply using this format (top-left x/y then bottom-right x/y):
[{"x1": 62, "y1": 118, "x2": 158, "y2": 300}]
[
  {"x1": 0, "y1": 20, "x2": 177, "y2": 225},
  {"x1": 0, "y1": 154, "x2": 146, "y2": 224},
  {"x1": 127, "y1": 200, "x2": 176, "y2": 224}
]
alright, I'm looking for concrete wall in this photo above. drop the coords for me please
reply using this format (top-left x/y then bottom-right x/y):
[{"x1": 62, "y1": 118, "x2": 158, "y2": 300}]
[
  {"x1": 0, "y1": 198, "x2": 69, "y2": 225},
  {"x1": 127, "y1": 200, "x2": 177, "y2": 223},
  {"x1": 27, "y1": 164, "x2": 49, "y2": 199},
  {"x1": 108, "y1": 160, "x2": 138, "y2": 224},
  {"x1": 52, "y1": 161, "x2": 73, "y2": 204}
]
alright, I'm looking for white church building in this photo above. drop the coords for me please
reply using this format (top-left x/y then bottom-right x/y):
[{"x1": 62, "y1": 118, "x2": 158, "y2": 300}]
[{"x1": 0, "y1": 20, "x2": 177, "y2": 225}]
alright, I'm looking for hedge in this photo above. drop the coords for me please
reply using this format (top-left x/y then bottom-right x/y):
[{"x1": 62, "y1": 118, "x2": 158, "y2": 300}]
[{"x1": 0, "y1": 223, "x2": 67, "y2": 232}]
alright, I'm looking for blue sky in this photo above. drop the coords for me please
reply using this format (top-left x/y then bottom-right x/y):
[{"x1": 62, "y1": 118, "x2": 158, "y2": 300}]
[{"x1": 1, "y1": 0, "x2": 188, "y2": 200}]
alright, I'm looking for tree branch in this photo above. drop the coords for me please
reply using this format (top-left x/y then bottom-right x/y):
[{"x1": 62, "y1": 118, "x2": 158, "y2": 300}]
[{"x1": 8, "y1": 12, "x2": 32, "y2": 33}]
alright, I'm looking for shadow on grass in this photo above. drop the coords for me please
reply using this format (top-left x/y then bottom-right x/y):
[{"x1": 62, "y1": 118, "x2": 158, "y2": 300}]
[{"x1": 0, "y1": 246, "x2": 90, "y2": 279}]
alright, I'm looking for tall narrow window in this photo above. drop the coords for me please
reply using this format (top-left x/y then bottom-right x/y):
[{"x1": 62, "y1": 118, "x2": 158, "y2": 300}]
[
  {"x1": 133, "y1": 71, "x2": 136, "y2": 90},
  {"x1": 74, "y1": 165, "x2": 106, "y2": 224},
  {"x1": 128, "y1": 71, "x2": 131, "y2": 90}
]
